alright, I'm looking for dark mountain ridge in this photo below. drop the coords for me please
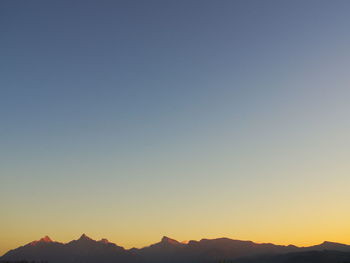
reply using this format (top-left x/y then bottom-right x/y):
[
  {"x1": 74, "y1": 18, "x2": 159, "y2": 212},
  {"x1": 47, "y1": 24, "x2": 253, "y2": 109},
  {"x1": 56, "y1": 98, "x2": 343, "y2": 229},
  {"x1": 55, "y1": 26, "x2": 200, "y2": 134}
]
[{"x1": 2, "y1": 234, "x2": 350, "y2": 263}]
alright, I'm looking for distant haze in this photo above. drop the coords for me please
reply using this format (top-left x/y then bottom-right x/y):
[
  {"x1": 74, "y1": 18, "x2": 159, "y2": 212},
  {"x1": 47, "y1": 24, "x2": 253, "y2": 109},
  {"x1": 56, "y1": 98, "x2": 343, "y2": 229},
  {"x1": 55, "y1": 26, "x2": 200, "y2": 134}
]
[{"x1": 1, "y1": 0, "x2": 350, "y2": 256}]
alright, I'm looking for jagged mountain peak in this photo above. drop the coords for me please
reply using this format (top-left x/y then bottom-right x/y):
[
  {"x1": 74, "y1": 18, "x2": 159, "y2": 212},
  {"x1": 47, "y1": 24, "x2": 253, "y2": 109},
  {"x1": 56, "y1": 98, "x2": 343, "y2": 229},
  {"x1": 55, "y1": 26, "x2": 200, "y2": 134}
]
[
  {"x1": 322, "y1": 241, "x2": 340, "y2": 245},
  {"x1": 29, "y1": 236, "x2": 54, "y2": 245},
  {"x1": 160, "y1": 236, "x2": 180, "y2": 244},
  {"x1": 99, "y1": 238, "x2": 109, "y2": 244},
  {"x1": 39, "y1": 236, "x2": 53, "y2": 242},
  {"x1": 78, "y1": 233, "x2": 94, "y2": 241}
]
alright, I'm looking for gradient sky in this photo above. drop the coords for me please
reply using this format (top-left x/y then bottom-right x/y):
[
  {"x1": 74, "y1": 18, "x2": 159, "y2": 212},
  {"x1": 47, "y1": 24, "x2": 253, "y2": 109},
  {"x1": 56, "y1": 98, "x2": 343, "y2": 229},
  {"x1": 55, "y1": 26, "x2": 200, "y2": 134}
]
[{"x1": 1, "y1": 0, "x2": 350, "y2": 256}]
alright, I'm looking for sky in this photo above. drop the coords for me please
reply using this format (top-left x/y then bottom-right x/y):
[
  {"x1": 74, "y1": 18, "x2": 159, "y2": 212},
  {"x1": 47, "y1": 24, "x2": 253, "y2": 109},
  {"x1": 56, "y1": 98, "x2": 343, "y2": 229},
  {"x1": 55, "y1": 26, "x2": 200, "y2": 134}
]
[{"x1": 1, "y1": 0, "x2": 350, "y2": 256}]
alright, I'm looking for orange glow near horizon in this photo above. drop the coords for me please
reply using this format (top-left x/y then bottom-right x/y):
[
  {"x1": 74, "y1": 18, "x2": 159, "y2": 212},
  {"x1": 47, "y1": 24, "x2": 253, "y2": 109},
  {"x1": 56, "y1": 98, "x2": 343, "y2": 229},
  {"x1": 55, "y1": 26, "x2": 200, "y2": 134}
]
[{"x1": 2, "y1": 0, "x2": 350, "y2": 259}]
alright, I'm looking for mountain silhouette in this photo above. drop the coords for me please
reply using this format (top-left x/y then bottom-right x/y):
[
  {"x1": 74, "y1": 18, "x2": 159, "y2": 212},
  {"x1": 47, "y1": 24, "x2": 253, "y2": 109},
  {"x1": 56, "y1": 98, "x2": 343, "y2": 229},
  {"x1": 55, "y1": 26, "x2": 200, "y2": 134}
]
[
  {"x1": 231, "y1": 250, "x2": 350, "y2": 263},
  {"x1": 304, "y1": 241, "x2": 350, "y2": 252},
  {"x1": 2, "y1": 235, "x2": 350, "y2": 263}
]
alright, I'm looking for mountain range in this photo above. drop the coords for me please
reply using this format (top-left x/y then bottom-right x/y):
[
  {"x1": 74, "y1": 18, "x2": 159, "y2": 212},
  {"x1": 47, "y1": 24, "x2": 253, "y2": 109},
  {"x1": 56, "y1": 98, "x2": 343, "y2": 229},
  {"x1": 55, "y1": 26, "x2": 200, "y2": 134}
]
[{"x1": 2, "y1": 234, "x2": 350, "y2": 263}]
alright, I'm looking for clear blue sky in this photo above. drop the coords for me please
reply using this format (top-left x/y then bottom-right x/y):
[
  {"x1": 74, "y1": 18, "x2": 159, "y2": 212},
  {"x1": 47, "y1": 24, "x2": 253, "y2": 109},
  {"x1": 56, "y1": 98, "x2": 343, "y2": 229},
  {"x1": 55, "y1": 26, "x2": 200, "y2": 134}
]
[{"x1": 1, "y1": 0, "x2": 350, "y2": 254}]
